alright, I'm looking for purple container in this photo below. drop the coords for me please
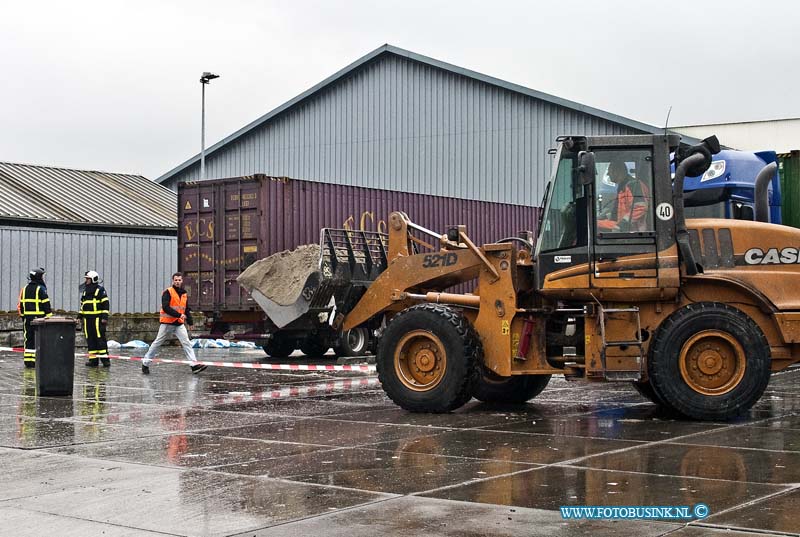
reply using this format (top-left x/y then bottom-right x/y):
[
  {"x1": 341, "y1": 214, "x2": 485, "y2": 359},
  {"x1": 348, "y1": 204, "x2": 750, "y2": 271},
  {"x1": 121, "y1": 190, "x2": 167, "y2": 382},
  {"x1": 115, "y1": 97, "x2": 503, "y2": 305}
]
[{"x1": 179, "y1": 175, "x2": 540, "y2": 315}]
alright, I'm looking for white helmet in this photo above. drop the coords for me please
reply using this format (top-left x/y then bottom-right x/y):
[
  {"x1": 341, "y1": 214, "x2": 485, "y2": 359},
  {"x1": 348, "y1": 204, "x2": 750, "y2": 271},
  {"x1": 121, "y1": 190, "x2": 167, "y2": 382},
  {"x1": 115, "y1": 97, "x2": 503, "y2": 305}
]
[{"x1": 85, "y1": 270, "x2": 100, "y2": 284}]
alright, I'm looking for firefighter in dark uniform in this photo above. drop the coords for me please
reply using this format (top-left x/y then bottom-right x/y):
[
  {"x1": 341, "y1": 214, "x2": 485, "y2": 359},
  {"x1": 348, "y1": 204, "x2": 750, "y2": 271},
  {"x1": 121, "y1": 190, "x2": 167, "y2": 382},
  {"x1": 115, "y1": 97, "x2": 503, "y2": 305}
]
[
  {"x1": 80, "y1": 270, "x2": 110, "y2": 367},
  {"x1": 17, "y1": 267, "x2": 53, "y2": 368}
]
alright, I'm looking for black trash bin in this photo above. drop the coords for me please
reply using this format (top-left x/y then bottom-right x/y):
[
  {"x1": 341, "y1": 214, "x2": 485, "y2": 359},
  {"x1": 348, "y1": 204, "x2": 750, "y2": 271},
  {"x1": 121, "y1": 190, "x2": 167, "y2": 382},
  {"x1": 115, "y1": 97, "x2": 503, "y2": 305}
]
[{"x1": 32, "y1": 317, "x2": 76, "y2": 396}]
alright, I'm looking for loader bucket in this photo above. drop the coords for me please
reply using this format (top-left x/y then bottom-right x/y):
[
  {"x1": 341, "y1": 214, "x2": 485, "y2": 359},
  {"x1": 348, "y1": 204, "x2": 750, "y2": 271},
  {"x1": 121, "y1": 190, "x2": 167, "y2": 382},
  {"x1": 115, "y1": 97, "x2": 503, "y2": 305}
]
[
  {"x1": 239, "y1": 229, "x2": 388, "y2": 330},
  {"x1": 248, "y1": 271, "x2": 327, "y2": 329}
]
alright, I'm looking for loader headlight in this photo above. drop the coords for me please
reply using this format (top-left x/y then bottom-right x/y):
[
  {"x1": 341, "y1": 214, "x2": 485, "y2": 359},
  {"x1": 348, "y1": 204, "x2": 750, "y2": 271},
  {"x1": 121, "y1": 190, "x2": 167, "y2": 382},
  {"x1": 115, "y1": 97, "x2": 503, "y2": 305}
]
[{"x1": 701, "y1": 160, "x2": 726, "y2": 182}]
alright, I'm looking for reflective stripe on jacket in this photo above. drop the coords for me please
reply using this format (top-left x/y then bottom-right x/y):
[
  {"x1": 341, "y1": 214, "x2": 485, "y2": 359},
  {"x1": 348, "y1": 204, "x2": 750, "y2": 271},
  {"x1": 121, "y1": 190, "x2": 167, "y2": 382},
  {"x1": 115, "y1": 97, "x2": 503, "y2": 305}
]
[
  {"x1": 17, "y1": 283, "x2": 53, "y2": 317},
  {"x1": 160, "y1": 287, "x2": 187, "y2": 324},
  {"x1": 81, "y1": 285, "x2": 110, "y2": 315}
]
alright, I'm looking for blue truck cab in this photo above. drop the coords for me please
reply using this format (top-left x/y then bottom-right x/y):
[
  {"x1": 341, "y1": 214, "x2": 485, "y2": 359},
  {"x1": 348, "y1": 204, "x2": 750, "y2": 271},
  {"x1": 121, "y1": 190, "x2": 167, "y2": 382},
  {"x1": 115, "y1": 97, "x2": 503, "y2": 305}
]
[{"x1": 682, "y1": 149, "x2": 782, "y2": 224}]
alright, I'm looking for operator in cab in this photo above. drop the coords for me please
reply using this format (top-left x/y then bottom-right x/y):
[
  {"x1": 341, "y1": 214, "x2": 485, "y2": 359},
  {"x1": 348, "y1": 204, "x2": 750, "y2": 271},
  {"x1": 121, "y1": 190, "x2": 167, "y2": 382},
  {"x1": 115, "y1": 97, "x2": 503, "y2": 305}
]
[{"x1": 597, "y1": 159, "x2": 650, "y2": 232}]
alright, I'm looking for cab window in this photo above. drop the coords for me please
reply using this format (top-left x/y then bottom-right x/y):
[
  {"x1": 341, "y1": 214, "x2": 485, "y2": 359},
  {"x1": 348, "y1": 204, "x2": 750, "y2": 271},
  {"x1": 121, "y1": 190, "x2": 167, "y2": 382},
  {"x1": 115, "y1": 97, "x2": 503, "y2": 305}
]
[
  {"x1": 539, "y1": 149, "x2": 586, "y2": 252},
  {"x1": 594, "y1": 149, "x2": 654, "y2": 235}
]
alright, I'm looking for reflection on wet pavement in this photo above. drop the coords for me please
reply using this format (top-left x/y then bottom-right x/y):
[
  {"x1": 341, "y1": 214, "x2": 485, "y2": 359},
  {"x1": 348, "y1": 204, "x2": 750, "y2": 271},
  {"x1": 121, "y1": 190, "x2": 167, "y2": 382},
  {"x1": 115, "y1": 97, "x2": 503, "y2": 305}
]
[
  {"x1": 578, "y1": 441, "x2": 800, "y2": 485},
  {"x1": 219, "y1": 446, "x2": 537, "y2": 495},
  {"x1": 51, "y1": 432, "x2": 332, "y2": 468},
  {"x1": 2, "y1": 349, "x2": 800, "y2": 535},
  {"x1": 705, "y1": 487, "x2": 800, "y2": 534},
  {"x1": 228, "y1": 495, "x2": 681, "y2": 537},
  {"x1": 1, "y1": 448, "x2": 388, "y2": 536},
  {"x1": 202, "y1": 418, "x2": 455, "y2": 448},
  {"x1": 370, "y1": 427, "x2": 642, "y2": 464},
  {"x1": 422, "y1": 465, "x2": 781, "y2": 514}
]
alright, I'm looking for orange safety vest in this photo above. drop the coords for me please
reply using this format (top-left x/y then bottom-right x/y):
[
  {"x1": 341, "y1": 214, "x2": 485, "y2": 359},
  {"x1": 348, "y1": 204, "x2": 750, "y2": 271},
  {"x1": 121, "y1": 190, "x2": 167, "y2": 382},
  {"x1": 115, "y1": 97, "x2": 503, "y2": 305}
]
[
  {"x1": 597, "y1": 178, "x2": 651, "y2": 232},
  {"x1": 160, "y1": 287, "x2": 187, "y2": 324}
]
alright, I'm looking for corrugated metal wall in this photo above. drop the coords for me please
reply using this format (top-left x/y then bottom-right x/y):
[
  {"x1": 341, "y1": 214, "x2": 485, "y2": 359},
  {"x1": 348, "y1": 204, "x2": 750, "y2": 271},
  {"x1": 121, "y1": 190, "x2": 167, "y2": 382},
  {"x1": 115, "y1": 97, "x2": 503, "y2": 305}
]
[
  {"x1": 780, "y1": 150, "x2": 800, "y2": 228},
  {"x1": 0, "y1": 226, "x2": 177, "y2": 313},
  {"x1": 164, "y1": 54, "x2": 641, "y2": 205}
]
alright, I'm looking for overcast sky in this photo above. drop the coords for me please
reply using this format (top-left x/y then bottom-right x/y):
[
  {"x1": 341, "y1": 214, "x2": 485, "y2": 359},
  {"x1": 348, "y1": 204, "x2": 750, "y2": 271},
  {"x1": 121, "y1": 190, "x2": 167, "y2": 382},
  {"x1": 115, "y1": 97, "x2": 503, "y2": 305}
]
[{"x1": 2, "y1": 0, "x2": 797, "y2": 179}]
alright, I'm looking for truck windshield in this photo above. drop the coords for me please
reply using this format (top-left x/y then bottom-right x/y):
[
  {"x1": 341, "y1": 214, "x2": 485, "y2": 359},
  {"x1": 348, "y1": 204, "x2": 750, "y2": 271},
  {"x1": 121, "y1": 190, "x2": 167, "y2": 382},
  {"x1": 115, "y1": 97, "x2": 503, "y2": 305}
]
[{"x1": 538, "y1": 147, "x2": 580, "y2": 252}]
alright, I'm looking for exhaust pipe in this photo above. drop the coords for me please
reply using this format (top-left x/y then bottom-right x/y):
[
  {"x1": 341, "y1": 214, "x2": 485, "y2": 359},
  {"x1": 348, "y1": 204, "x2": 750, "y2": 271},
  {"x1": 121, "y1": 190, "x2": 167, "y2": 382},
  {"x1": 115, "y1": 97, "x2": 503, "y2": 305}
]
[
  {"x1": 673, "y1": 136, "x2": 720, "y2": 276},
  {"x1": 755, "y1": 162, "x2": 777, "y2": 223},
  {"x1": 673, "y1": 152, "x2": 707, "y2": 276}
]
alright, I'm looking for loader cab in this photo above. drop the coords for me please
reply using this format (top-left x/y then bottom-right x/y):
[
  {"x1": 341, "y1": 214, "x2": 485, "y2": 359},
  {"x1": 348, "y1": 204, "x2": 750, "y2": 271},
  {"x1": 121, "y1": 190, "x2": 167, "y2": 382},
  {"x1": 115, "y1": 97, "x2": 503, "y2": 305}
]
[{"x1": 534, "y1": 135, "x2": 682, "y2": 300}]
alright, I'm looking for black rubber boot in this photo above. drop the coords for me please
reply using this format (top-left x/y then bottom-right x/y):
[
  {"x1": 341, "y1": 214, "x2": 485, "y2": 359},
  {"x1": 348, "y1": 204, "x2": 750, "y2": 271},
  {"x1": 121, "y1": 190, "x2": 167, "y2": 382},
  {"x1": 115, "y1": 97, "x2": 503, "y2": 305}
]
[
  {"x1": 85, "y1": 359, "x2": 99, "y2": 367},
  {"x1": 101, "y1": 358, "x2": 111, "y2": 367}
]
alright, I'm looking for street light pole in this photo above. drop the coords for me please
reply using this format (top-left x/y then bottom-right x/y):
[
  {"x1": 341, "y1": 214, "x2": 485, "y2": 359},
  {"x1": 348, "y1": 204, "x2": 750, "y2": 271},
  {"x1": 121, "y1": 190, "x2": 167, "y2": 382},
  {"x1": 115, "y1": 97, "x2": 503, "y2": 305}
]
[{"x1": 199, "y1": 72, "x2": 220, "y2": 180}]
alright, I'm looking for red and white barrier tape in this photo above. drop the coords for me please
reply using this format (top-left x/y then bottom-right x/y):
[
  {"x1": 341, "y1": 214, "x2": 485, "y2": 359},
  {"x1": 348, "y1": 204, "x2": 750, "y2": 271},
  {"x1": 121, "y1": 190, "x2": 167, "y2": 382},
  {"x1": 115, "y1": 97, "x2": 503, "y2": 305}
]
[
  {"x1": 0, "y1": 347, "x2": 376, "y2": 373},
  {"x1": 211, "y1": 377, "x2": 382, "y2": 404}
]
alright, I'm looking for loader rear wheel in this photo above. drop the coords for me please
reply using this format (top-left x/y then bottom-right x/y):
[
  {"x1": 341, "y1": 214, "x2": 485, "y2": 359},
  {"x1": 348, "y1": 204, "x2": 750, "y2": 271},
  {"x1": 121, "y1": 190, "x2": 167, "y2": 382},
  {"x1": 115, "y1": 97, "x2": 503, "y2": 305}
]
[
  {"x1": 648, "y1": 302, "x2": 771, "y2": 421},
  {"x1": 300, "y1": 339, "x2": 329, "y2": 358},
  {"x1": 377, "y1": 304, "x2": 480, "y2": 413},
  {"x1": 264, "y1": 337, "x2": 296, "y2": 359},
  {"x1": 473, "y1": 368, "x2": 551, "y2": 404}
]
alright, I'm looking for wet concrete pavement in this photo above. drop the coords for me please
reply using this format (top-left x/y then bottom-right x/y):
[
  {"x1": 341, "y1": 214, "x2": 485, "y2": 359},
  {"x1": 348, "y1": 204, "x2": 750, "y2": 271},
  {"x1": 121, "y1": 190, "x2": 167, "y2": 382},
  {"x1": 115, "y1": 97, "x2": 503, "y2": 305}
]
[{"x1": 1, "y1": 348, "x2": 800, "y2": 536}]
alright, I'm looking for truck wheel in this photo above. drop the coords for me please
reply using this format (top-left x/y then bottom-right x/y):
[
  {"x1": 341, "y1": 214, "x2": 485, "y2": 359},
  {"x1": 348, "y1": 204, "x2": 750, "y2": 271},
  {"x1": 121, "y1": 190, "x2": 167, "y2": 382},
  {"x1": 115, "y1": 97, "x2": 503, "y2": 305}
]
[
  {"x1": 473, "y1": 368, "x2": 551, "y2": 403},
  {"x1": 264, "y1": 337, "x2": 296, "y2": 359},
  {"x1": 377, "y1": 304, "x2": 480, "y2": 413},
  {"x1": 648, "y1": 302, "x2": 771, "y2": 421},
  {"x1": 336, "y1": 327, "x2": 371, "y2": 356},
  {"x1": 300, "y1": 339, "x2": 330, "y2": 358}
]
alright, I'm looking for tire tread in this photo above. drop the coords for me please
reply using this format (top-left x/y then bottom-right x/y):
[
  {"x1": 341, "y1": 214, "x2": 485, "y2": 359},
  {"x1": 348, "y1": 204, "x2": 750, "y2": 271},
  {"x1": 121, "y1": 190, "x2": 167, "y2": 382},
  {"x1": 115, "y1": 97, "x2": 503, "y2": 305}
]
[
  {"x1": 648, "y1": 302, "x2": 770, "y2": 420},
  {"x1": 377, "y1": 303, "x2": 480, "y2": 412}
]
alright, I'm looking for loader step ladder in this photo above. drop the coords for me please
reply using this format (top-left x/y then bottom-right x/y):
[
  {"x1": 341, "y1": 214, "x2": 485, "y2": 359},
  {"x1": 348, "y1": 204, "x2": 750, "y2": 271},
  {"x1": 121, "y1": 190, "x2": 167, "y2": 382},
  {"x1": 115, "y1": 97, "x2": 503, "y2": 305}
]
[{"x1": 598, "y1": 305, "x2": 643, "y2": 382}]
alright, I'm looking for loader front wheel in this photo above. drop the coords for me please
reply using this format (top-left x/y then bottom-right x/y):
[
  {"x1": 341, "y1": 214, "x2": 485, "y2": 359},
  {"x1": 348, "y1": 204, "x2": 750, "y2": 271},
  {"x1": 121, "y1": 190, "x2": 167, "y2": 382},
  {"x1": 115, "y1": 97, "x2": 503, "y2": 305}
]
[
  {"x1": 377, "y1": 304, "x2": 480, "y2": 413},
  {"x1": 648, "y1": 302, "x2": 771, "y2": 421},
  {"x1": 473, "y1": 368, "x2": 551, "y2": 404}
]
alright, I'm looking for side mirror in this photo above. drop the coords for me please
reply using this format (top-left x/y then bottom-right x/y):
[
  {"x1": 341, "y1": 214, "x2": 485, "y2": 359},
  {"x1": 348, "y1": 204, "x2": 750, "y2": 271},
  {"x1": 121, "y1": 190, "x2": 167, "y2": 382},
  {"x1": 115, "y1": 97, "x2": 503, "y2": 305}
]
[{"x1": 578, "y1": 151, "x2": 596, "y2": 185}]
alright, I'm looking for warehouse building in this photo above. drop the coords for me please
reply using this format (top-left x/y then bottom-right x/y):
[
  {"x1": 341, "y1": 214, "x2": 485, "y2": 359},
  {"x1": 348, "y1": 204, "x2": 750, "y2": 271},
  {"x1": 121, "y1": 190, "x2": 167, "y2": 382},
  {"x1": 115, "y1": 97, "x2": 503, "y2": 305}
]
[
  {"x1": 675, "y1": 117, "x2": 800, "y2": 154},
  {"x1": 157, "y1": 44, "x2": 667, "y2": 206},
  {"x1": 0, "y1": 162, "x2": 177, "y2": 313}
]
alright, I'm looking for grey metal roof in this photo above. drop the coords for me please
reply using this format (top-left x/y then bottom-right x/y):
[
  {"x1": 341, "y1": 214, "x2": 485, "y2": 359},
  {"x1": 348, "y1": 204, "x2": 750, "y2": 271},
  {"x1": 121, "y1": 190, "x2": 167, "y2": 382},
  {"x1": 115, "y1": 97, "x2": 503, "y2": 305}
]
[
  {"x1": 157, "y1": 44, "x2": 664, "y2": 184},
  {"x1": 0, "y1": 162, "x2": 177, "y2": 230}
]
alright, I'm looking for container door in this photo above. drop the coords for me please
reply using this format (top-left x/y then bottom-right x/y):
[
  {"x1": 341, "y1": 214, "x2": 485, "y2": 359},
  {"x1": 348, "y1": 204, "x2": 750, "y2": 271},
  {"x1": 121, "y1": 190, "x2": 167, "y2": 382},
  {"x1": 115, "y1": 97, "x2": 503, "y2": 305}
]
[
  {"x1": 179, "y1": 183, "x2": 218, "y2": 310},
  {"x1": 220, "y1": 179, "x2": 262, "y2": 310}
]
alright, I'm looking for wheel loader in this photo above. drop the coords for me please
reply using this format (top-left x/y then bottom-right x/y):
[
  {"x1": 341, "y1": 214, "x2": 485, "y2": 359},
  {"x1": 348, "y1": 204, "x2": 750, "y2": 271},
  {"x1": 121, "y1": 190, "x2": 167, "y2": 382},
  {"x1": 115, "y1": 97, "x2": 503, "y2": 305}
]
[{"x1": 321, "y1": 133, "x2": 798, "y2": 420}]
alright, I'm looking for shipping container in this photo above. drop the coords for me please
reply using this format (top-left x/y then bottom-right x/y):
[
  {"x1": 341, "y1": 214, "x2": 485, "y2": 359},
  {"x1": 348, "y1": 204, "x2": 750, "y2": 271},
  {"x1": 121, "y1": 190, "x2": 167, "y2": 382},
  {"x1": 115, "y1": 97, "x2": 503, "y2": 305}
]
[
  {"x1": 779, "y1": 151, "x2": 800, "y2": 229},
  {"x1": 178, "y1": 175, "x2": 540, "y2": 351}
]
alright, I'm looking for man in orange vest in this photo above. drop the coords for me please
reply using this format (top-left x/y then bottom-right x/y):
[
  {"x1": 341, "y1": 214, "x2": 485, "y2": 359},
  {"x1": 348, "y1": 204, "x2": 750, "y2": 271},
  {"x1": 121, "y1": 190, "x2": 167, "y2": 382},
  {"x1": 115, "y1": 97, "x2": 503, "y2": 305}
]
[
  {"x1": 597, "y1": 160, "x2": 651, "y2": 232},
  {"x1": 141, "y1": 272, "x2": 207, "y2": 375}
]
